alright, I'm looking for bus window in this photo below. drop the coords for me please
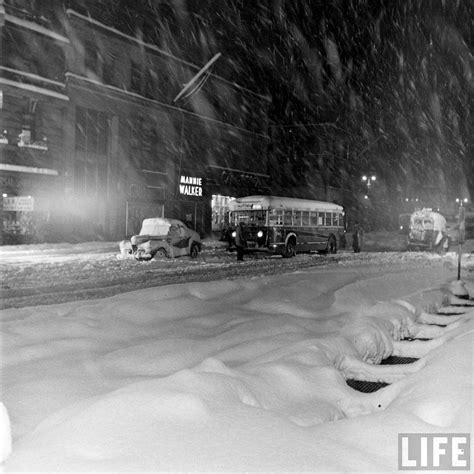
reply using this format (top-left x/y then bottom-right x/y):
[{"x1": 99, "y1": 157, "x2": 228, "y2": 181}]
[
  {"x1": 276, "y1": 210, "x2": 283, "y2": 225},
  {"x1": 269, "y1": 209, "x2": 277, "y2": 225},
  {"x1": 324, "y1": 212, "x2": 332, "y2": 226},
  {"x1": 302, "y1": 211, "x2": 309, "y2": 226},
  {"x1": 269, "y1": 209, "x2": 284, "y2": 225},
  {"x1": 317, "y1": 212, "x2": 324, "y2": 226},
  {"x1": 309, "y1": 211, "x2": 317, "y2": 226},
  {"x1": 283, "y1": 210, "x2": 292, "y2": 226},
  {"x1": 294, "y1": 211, "x2": 302, "y2": 226}
]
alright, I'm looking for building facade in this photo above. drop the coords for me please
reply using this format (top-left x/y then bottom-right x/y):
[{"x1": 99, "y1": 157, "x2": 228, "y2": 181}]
[{"x1": 0, "y1": 1, "x2": 271, "y2": 243}]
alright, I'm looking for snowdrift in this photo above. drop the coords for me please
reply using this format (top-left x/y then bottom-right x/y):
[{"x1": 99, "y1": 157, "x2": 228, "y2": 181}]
[{"x1": 1, "y1": 264, "x2": 473, "y2": 472}]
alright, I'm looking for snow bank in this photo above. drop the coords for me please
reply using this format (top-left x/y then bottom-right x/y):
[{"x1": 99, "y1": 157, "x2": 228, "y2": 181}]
[{"x1": 1, "y1": 263, "x2": 472, "y2": 471}]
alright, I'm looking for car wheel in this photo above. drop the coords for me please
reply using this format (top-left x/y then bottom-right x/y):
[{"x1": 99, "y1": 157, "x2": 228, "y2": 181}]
[
  {"x1": 135, "y1": 248, "x2": 151, "y2": 260},
  {"x1": 154, "y1": 248, "x2": 168, "y2": 258},
  {"x1": 283, "y1": 237, "x2": 296, "y2": 258},
  {"x1": 190, "y1": 243, "x2": 199, "y2": 258}
]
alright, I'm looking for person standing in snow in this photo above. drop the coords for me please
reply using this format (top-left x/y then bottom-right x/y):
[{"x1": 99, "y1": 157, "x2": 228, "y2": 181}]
[
  {"x1": 235, "y1": 221, "x2": 247, "y2": 261},
  {"x1": 352, "y1": 222, "x2": 364, "y2": 253}
]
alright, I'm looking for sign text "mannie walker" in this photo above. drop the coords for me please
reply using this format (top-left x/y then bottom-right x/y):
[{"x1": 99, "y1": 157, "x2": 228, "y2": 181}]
[{"x1": 179, "y1": 176, "x2": 202, "y2": 197}]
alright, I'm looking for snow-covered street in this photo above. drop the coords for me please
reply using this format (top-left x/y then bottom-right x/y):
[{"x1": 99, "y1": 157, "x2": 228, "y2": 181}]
[
  {"x1": 1, "y1": 239, "x2": 473, "y2": 471},
  {"x1": 0, "y1": 232, "x2": 469, "y2": 309}
]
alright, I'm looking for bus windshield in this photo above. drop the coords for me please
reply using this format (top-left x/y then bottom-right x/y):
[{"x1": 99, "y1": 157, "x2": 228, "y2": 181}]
[{"x1": 230, "y1": 210, "x2": 267, "y2": 226}]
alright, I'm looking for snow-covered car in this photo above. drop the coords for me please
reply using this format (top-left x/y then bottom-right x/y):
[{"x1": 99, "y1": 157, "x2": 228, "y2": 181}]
[
  {"x1": 407, "y1": 209, "x2": 448, "y2": 252},
  {"x1": 119, "y1": 217, "x2": 201, "y2": 260}
]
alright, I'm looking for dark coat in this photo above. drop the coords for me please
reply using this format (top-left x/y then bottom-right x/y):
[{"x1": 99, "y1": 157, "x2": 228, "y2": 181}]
[{"x1": 235, "y1": 223, "x2": 246, "y2": 247}]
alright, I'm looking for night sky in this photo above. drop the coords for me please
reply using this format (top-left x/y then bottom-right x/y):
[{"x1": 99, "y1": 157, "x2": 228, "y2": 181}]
[
  {"x1": 134, "y1": 0, "x2": 473, "y2": 208},
  {"x1": 53, "y1": 1, "x2": 474, "y2": 209}
]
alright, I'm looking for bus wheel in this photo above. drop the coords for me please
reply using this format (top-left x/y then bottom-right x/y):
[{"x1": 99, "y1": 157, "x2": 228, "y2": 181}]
[
  {"x1": 283, "y1": 238, "x2": 296, "y2": 258},
  {"x1": 327, "y1": 236, "x2": 337, "y2": 254}
]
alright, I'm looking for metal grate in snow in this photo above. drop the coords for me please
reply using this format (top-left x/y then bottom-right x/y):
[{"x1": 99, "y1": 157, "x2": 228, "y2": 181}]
[
  {"x1": 403, "y1": 337, "x2": 431, "y2": 341},
  {"x1": 346, "y1": 379, "x2": 389, "y2": 393},
  {"x1": 436, "y1": 308, "x2": 469, "y2": 315},
  {"x1": 381, "y1": 355, "x2": 419, "y2": 365},
  {"x1": 346, "y1": 355, "x2": 419, "y2": 393}
]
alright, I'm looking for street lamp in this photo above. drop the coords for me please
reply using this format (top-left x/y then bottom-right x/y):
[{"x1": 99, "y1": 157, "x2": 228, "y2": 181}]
[
  {"x1": 362, "y1": 174, "x2": 376, "y2": 188},
  {"x1": 455, "y1": 198, "x2": 468, "y2": 206},
  {"x1": 362, "y1": 175, "x2": 376, "y2": 203}
]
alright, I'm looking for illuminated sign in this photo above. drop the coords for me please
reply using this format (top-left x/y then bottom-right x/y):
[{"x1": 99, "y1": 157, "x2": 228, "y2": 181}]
[
  {"x1": 179, "y1": 176, "x2": 202, "y2": 197},
  {"x1": 3, "y1": 196, "x2": 35, "y2": 211}
]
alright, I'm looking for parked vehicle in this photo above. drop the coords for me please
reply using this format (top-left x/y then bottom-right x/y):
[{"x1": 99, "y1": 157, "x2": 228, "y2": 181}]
[
  {"x1": 222, "y1": 195, "x2": 345, "y2": 257},
  {"x1": 119, "y1": 217, "x2": 201, "y2": 260},
  {"x1": 407, "y1": 209, "x2": 448, "y2": 252}
]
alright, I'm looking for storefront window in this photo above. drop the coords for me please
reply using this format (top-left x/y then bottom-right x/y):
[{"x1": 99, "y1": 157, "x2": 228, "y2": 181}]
[{"x1": 211, "y1": 195, "x2": 234, "y2": 232}]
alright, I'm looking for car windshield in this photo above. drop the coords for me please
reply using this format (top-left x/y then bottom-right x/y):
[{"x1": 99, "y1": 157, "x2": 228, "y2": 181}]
[{"x1": 139, "y1": 219, "x2": 170, "y2": 236}]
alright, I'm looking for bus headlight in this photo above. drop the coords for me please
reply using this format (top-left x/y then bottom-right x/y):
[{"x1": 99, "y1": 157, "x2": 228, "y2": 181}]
[
  {"x1": 232, "y1": 231, "x2": 236, "y2": 238},
  {"x1": 257, "y1": 230, "x2": 263, "y2": 238}
]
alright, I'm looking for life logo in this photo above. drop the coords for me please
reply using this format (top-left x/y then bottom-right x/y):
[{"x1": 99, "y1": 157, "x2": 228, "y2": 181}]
[{"x1": 398, "y1": 433, "x2": 470, "y2": 470}]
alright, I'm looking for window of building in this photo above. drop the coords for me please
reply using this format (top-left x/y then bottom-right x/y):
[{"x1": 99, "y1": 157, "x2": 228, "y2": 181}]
[
  {"x1": 84, "y1": 40, "x2": 102, "y2": 79},
  {"x1": 130, "y1": 60, "x2": 142, "y2": 93},
  {"x1": 17, "y1": 99, "x2": 45, "y2": 146},
  {"x1": 144, "y1": 63, "x2": 158, "y2": 99},
  {"x1": 211, "y1": 195, "x2": 235, "y2": 232},
  {"x1": 128, "y1": 116, "x2": 166, "y2": 172},
  {"x1": 103, "y1": 51, "x2": 119, "y2": 87},
  {"x1": 74, "y1": 107, "x2": 109, "y2": 196},
  {"x1": 3, "y1": 27, "x2": 65, "y2": 81}
]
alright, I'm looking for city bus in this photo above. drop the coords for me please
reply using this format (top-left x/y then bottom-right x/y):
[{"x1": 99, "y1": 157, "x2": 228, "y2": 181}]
[{"x1": 224, "y1": 195, "x2": 345, "y2": 257}]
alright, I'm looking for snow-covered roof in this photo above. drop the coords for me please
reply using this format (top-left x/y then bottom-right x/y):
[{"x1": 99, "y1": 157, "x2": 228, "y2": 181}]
[
  {"x1": 230, "y1": 195, "x2": 343, "y2": 212},
  {"x1": 139, "y1": 217, "x2": 183, "y2": 236},
  {"x1": 410, "y1": 209, "x2": 446, "y2": 231}
]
